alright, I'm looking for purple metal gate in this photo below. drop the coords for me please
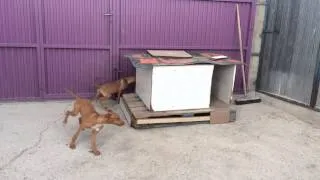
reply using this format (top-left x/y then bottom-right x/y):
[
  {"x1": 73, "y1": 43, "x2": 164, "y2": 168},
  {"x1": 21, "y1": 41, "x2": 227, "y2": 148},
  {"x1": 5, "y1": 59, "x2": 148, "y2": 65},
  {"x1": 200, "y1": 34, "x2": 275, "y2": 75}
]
[{"x1": 0, "y1": 0, "x2": 256, "y2": 100}]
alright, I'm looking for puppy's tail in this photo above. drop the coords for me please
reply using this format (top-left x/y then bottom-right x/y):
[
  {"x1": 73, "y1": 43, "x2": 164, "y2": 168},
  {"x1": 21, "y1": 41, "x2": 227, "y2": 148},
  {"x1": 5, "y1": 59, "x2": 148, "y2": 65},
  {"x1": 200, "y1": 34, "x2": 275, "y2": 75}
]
[
  {"x1": 94, "y1": 83, "x2": 101, "y2": 88},
  {"x1": 124, "y1": 76, "x2": 136, "y2": 84},
  {"x1": 64, "y1": 88, "x2": 80, "y2": 99}
]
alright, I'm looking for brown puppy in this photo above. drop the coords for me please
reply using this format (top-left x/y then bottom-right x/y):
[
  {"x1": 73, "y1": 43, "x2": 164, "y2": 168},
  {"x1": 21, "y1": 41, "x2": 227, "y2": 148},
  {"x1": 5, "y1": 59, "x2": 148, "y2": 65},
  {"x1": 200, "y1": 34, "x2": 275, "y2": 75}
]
[
  {"x1": 95, "y1": 76, "x2": 135, "y2": 104},
  {"x1": 64, "y1": 89, "x2": 125, "y2": 156}
]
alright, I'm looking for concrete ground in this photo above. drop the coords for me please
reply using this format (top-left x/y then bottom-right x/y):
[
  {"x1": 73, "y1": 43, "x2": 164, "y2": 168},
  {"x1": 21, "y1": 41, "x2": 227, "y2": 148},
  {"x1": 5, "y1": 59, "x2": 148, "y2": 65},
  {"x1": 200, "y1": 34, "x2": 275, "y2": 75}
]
[{"x1": 0, "y1": 97, "x2": 320, "y2": 180}]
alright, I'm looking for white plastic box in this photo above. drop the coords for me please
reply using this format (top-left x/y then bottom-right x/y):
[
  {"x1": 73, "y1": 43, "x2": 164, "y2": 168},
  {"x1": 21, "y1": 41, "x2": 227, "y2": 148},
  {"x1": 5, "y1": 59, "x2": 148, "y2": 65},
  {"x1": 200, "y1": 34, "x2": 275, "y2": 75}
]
[{"x1": 135, "y1": 64, "x2": 215, "y2": 111}]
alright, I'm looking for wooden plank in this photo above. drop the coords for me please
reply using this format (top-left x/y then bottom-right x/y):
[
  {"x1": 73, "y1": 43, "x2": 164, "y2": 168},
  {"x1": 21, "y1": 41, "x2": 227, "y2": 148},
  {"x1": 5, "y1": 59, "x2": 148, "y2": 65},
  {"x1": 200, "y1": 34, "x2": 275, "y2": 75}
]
[
  {"x1": 122, "y1": 93, "x2": 137, "y2": 99},
  {"x1": 132, "y1": 108, "x2": 211, "y2": 119},
  {"x1": 133, "y1": 121, "x2": 210, "y2": 129},
  {"x1": 119, "y1": 98, "x2": 133, "y2": 125},
  {"x1": 123, "y1": 93, "x2": 143, "y2": 103},
  {"x1": 125, "y1": 97, "x2": 140, "y2": 103},
  {"x1": 136, "y1": 116, "x2": 210, "y2": 125},
  {"x1": 130, "y1": 106, "x2": 147, "y2": 111},
  {"x1": 124, "y1": 95, "x2": 139, "y2": 99},
  {"x1": 147, "y1": 50, "x2": 192, "y2": 58},
  {"x1": 123, "y1": 93, "x2": 213, "y2": 118},
  {"x1": 127, "y1": 101, "x2": 145, "y2": 108},
  {"x1": 120, "y1": 93, "x2": 214, "y2": 127},
  {"x1": 120, "y1": 93, "x2": 236, "y2": 128}
]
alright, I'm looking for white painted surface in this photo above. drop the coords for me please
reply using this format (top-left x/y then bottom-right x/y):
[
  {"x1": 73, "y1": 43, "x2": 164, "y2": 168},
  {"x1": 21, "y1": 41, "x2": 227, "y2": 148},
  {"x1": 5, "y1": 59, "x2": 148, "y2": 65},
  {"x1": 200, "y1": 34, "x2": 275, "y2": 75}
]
[
  {"x1": 151, "y1": 65, "x2": 214, "y2": 111},
  {"x1": 135, "y1": 64, "x2": 237, "y2": 111},
  {"x1": 135, "y1": 67, "x2": 153, "y2": 109},
  {"x1": 211, "y1": 65, "x2": 236, "y2": 104}
]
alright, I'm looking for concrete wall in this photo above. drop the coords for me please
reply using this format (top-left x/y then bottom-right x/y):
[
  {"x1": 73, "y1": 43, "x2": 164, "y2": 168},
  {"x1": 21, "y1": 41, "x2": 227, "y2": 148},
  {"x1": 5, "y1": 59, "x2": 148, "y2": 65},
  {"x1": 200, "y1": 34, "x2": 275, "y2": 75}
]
[
  {"x1": 248, "y1": 0, "x2": 266, "y2": 91},
  {"x1": 317, "y1": 84, "x2": 320, "y2": 109}
]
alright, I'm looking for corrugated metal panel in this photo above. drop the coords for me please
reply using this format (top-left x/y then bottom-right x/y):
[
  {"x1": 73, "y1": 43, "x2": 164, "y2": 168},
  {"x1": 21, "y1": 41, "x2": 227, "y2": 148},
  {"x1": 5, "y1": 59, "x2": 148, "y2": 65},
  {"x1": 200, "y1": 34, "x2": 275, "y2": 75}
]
[
  {"x1": 44, "y1": 49, "x2": 111, "y2": 96},
  {"x1": 287, "y1": 0, "x2": 320, "y2": 104},
  {"x1": 119, "y1": 0, "x2": 255, "y2": 92},
  {"x1": 0, "y1": 0, "x2": 39, "y2": 100},
  {"x1": 262, "y1": 0, "x2": 299, "y2": 96},
  {"x1": 43, "y1": 0, "x2": 111, "y2": 45},
  {"x1": 120, "y1": 0, "x2": 251, "y2": 48},
  {"x1": 0, "y1": 48, "x2": 39, "y2": 99},
  {"x1": 258, "y1": 0, "x2": 320, "y2": 105},
  {"x1": 0, "y1": 0, "x2": 36, "y2": 43},
  {"x1": 316, "y1": 45, "x2": 320, "y2": 108},
  {"x1": 119, "y1": 50, "x2": 141, "y2": 78},
  {"x1": 0, "y1": 0, "x2": 256, "y2": 100},
  {"x1": 41, "y1": 0, "x2": 113, "y2": 98}
]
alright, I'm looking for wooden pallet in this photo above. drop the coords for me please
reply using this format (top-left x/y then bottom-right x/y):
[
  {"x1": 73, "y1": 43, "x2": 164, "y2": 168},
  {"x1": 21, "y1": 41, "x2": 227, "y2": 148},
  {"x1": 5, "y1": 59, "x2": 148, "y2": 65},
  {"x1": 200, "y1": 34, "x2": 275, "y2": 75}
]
[{"x1": 120, "y1": 93, "x2": 212, "y2": 128}]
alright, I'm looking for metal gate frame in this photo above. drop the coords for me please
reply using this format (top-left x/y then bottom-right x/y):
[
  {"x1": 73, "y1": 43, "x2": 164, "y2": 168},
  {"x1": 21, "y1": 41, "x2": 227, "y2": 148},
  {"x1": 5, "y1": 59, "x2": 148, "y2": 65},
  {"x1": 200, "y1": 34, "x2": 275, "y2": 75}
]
[
  {"x1": 257, "y1": 0, "x2": 320, "y2": 111},
  {"x1": 40, "y1": 0, "x2": 115, "y2": 99}
]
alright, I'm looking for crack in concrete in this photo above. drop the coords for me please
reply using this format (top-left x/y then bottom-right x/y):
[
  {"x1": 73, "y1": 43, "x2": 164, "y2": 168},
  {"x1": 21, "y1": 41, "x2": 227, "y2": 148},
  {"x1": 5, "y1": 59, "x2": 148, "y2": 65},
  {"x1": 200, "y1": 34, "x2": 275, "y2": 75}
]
[
  {"x1": 0, "y1": 117, "x2": 62, "y2": 171},
  {"x1": 0, "y1": 104, "x2": 72, "y2": 172}
]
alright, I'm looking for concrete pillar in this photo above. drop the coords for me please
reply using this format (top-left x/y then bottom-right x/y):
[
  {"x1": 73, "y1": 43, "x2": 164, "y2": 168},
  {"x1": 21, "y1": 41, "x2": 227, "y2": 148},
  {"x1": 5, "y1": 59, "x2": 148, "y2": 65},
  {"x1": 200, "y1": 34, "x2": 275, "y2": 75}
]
[{"x1": 248, "y1": 0, "x2": 266, "y2": 91}]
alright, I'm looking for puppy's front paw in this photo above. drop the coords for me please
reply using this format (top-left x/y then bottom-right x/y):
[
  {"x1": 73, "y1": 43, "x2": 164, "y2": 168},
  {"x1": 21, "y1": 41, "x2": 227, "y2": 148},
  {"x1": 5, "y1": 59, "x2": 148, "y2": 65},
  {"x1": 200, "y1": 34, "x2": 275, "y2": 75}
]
[
  {"x1": 69, "y1": 143, "x2": 76, "y2": 149},
  {"x1": 89, "y1": 150, "x2": 101, "y2": 156},
  {"x1": 63, "y1": 118, "x2": 68, "y2": 125}
]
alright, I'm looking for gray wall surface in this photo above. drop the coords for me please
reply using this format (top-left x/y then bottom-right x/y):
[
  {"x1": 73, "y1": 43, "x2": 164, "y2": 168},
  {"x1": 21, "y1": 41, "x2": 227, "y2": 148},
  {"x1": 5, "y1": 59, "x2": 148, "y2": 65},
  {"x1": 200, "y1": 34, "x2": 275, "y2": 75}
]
[
  {"x1": 258, "y1": 0, "x2": 320, "y2": 106},
  {"x1": 317, "y1": 85, "x2": 320, "y2": 109}
]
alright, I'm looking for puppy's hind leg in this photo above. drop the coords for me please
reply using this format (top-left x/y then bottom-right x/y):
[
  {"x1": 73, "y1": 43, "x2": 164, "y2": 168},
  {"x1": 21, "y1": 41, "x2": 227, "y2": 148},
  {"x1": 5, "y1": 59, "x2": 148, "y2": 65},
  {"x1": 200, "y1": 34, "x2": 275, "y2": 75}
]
[
  {"x1": 116, "y1": 89, "x2": 123, "y2": 104},
  {"x1": 89, "y1": 126, "x2": 103, "y2": 156},
  {"x1": 69, "y1": 126, "x2": 84, "y2": 149},
  {"x1": 78, "y1": 117, "x2": 85, "y2": 131}
]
